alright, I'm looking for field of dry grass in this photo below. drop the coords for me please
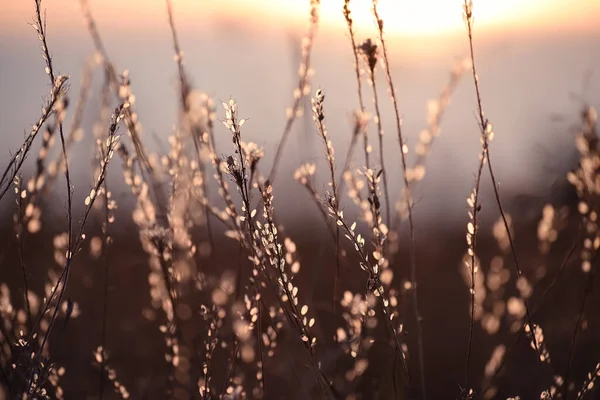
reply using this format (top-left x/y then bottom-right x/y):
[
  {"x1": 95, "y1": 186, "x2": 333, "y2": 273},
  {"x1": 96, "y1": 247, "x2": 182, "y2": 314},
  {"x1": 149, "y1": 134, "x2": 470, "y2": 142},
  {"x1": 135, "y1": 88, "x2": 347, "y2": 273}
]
[{"x1": 0, "y1": 0, "x2": 599, "y2": 399}]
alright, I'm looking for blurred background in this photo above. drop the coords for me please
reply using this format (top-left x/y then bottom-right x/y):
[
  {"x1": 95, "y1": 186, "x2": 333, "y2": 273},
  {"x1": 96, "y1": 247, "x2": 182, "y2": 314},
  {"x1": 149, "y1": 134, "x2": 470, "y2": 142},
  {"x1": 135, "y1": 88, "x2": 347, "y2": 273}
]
[
  {"x1": 1, "y1": 0, "x2": 599, "y2": 225},
  {"x1": 1, "y1": 0, "x2": 600, "y2": 398}
]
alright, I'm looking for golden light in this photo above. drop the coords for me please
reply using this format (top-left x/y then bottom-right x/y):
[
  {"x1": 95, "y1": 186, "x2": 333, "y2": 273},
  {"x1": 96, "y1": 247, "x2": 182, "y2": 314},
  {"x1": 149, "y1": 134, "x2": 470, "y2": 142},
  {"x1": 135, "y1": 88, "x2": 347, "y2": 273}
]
[
  {"x1": 323, "y1": 0, "x2": 467, "y2": 35},
  {"x1": 1, "y1": 0, "x2": 599, "y2": 38},
  {"x1": 227, "y1": 0, "x2": 600, "y2": 36},
  {"x1": 223, "y1": 0, "x2": 468, "y2": 35}
]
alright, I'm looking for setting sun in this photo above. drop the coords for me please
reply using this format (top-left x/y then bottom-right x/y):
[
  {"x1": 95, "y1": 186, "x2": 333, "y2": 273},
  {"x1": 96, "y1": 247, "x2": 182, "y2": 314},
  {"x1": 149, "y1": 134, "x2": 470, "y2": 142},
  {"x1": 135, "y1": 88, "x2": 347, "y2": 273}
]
[
  {"x1": 321, "y1": 0, "x2": 469, "y2": 35},
  {"x1": 2, "y1": 0, "x2": 599, "y2": 39},
  {"x1": 226, "y1": 0, "x2": 600, "y2": 36}
]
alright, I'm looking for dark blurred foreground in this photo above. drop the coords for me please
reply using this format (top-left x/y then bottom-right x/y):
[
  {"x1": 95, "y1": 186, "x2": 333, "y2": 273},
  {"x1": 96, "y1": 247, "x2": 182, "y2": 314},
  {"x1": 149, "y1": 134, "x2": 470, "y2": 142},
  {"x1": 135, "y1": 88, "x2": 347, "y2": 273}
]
[{"x1": 1, "y1": 188, "x2": 598, "y2": 399}]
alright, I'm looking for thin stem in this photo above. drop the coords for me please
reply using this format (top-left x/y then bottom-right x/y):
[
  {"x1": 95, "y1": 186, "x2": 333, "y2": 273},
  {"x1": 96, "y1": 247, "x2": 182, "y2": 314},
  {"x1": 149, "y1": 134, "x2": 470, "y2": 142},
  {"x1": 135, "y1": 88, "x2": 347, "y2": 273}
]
[
  {"x1": 342, "y1": 0, "x2": 371, "y2": 172},
  {"x1": 165, "y1": 0, "x2": 216, "y2": 261},
  {"x1": 462, "y1": 1, "x2": 549, "y2": 394},
  {"x1": 259, "y1": 184, "x2": 334, "y2": 398},
  {"x1": 577, "y1": 363, "x2": 600, "y2": 399},
  {"x1": 300, "y1": 182, "x2": 338, "y2": 242},
  {"x1": 464, "y1": 149, "x2": 485, "y2": 393},
  {"x1": 98, "y1": 214, "x2": 110, "y2": 400},
  {"x1": 0, "y1": 77, "x2": 66, "y2": 201},
  {"x1": 80, "y1": 0, "x2": 169, "y2": 224},
  {"x1": 269, "y1": 0, "x2": 320, "y2": 183},
  {"x1": 14, "y1": 177, "x2": 33, "y2": 334},
  {"x1": 482, "y1": 238, "x2": 578, "y2": 395},
  {"x1": 312, "y1": 90, "x2": 342, "y2": 314},
  {"x1": 372, "y1": 2, "x2": 424, "y2": 396},
  {"x1": 256, "y1": 295, "x2": 266, "y2": 396},
  {"x1": 330, "y1": 199, "x2": 411, "y2": 394},
  {"x1": 369, "y1": 68, "x2": 391, "y2": 230},
  {"x1": 31, "y1": 0, "x2": 74, "y2": 362},
  {"x1": 565, "y1": 262, "x2": 595, "y2": 399},
  {"x1": 27, "y1": 104, "x2": 123, "y2": 371},
  {"x1": 337, "y1": 119, "x2": 361, "y2": 194},
  {"x1": 98, "y1": 129, "x2": 113, "y2": 399},
  {"x1": 390, "y1": 61, "x2": 466, "y2": 232}
]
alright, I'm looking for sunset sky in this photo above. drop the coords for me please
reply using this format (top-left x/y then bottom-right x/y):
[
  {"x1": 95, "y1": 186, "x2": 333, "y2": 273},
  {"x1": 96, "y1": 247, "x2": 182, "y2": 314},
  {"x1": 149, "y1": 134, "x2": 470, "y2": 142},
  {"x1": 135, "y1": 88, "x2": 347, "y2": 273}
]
[
  {"x1": 1, "y1": 0, "x2": 599, "y2": 224},
  {"x1": 2, "y1": 0, "x2": 599, "y2": 38}
]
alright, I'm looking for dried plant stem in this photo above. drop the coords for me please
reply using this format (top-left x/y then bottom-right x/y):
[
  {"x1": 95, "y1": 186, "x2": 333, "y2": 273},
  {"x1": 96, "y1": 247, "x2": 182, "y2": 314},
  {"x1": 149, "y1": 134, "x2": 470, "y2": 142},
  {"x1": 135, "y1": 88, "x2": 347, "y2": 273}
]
[
  {"x1": 342, "y1": 0, "x2": 371, "y2": 173},
  {"x1": 300, "y1": 183, "x2": 337, "y2": 242},
  {"x1": 391, "y1": 61, "x2": 466, "y2": 232},
  {"x1": 311, "y1": 90, "x2": 342, "y2": 313},
  {"x1": 368, "y1": 66, "x2": 391, "y2": 229},
  {"x1": 98, "y1": 189, "x2": 110, "y2": 400},
  {"x1": 37, "y1": 131, "x2": 70, "y2": 353},
  {"x1": 14, "y1": 177, "x2": 33, "y2": 333},
  {"x1": 80, "y1": 0, "x2": 169, "y2": 223},
  {"x1": 269, "y1": 0, "x2": 320, "y2": 183},
  {"x1": 0, "y1": 77, "x2": 67, "y2": 201},
  {"x1": 5, "y1": 0, "x2": 598, "y2": 397},
  {"x1": 563, "y1": 105, "x2": 600, "y2": 398},
  {"x1": 482, "y1": 239, "x2": 579, "y2": 395},
  {"x1": 372, "y1": 2, "x2": 424, "y2": 396},
  {"x1": 365, "y1": 168, "x2": 407, "y2": 397},
  {"x1": 219, "y1": 102, "x2": 264, "y2": 396},
  {"x1": 578, "y1": 363, "x2": 600, "y2": 399},
  {"x1": 464, "y1": 152, "x2": 484, "y2": 394},
  {"x1": 27, "y1": 106, "x2": 123, "y2": 377},
  {"x1": 44, "y1": 53, "x2": 98, "y2": 197},
  {"x1": 337, "y1": 120, "x2": 362, "y2": 194},
  {"x1": 256, "y1": 297, "x2": 266, "y2": 395},
  {"x1": 564, "y1": 259, "x2": 595, "y2": 398},
  {"x1": 259, "y1": 184, "x2": 334, "y2": 398},
  {"x1": 331, "y1": 204, "x2": 411, "y2": 393},
  {"x1": 165, "y1": 0, "x2": 216, "y2": 258},
  {"x1": 96, "y1": 84, "x2": 114, "y2": 397},
  {"x1": 30, "y1": 0, "x2": 74, "y2": 361},
  {"x1": 223, "y1": 99, "x2": 332, "y2": 395},
  {"x1": 462, "y1": 1, "x2": 548, "y2": 395}
]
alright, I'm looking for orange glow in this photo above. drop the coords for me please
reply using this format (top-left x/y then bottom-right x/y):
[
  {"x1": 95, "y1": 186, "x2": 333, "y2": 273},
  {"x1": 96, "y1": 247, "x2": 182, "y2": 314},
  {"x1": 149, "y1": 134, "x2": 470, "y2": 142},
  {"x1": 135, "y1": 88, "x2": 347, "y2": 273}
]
[
  {"x1": 1, "y1": 0, "x2": 599, "y2": 39},
  {"x1": 257, "y1": 0, "x2": 600, "y2": 36}
]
